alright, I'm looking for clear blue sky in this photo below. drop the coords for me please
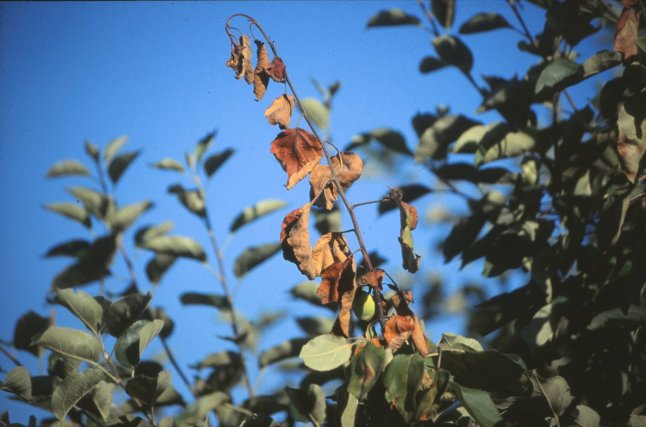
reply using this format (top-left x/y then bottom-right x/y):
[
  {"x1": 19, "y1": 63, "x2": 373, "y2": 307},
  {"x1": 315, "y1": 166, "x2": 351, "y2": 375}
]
[{"x1": 0, "y1": 1, "x2": 610, "y2": 422}]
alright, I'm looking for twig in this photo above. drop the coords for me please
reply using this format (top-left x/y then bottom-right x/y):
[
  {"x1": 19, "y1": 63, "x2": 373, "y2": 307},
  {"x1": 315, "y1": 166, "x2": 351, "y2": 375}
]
[
  {"x1": 533, "y1": 371, "x2": 561, "y2": 427},
  {"x1": 352, "y1": 199, "x2": 384, "y2": 209},
  {"x1": 507, "y1": 0, "x2": 535, "y2": 45},
  {"x1": 417, "y1": 0, "x2": 441, "y2": 37},
  {"x1": 161, "y1": 336, "x2": 195, "y2": 397},
  {"x1": 0, "y1": 343, "x2": 22, "y2": 367}
]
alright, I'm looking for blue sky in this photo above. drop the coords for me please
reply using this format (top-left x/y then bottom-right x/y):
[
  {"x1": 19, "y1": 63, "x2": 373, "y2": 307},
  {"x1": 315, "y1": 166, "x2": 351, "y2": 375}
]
[{"x1": 0, "y1": 1, "x2": 613, "y2": 422}]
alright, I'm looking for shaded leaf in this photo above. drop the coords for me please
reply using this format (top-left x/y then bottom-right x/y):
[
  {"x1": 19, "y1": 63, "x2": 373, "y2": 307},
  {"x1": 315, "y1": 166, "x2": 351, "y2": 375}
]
[
  {"x1": 417, "y1": 114, "x2": 480, "y2": 160},
  {"x1": 290, "y1": 281, "x2": 330, "y2": 309},
  {"x1": 259, "y1": 338, "x2": 308, "y2": 368},
  {"x1": 146, "y1": 254, "x2": 176, "y2": 284},
  {"x1": 383, "y1": 353, "x2": 424, "y2": 422},
  {"x1": 104, "y1": 135, "x2": 128, "y2": 163},
  {"x1": 253, "y1": 40, "x2": 271, "y2": 101},
  {"x1": 299, "y1": 334, "x2": 353, "y2": 371},
  {"x1": 432, "y1": 0, "x2": 455, "y2": 29},
  {"x1": 350, "y1": 128, "x2": 412, "y2": 155},
  {"x1": 175, "y1": 391, "x2": 229, "y2": 426},
  {"x1": 299, "y1": 98, "x2": 329, "y2": 129},
  {"x1": 439, "y1": 332, "x2": 483, "y2": 352},
  {"x1": 399, "y1": 201, "x2": 421, "y2": 273},
  {"x1": 1, "y1": 367, "x2": 32, "y2": 401},
  {"x1": 139, "y1": 235, "x2": 206, "y2": 261},
  {"x1": 51, "y1": 368, "x2": 106, "y2": 420},
  {"x1": 52, "y1": 234, "x2": 117, "y2": 289},
  {"x1": 419, "y1": 56, "x2": 446, "y2": 73},
  {"x1": 581, "y1": 50, "x2": 622, "y2": 79},
  {"x1": 286, "y1": 384, "x2": 326, "y2": 425},
  {"x1": 84, "y1": 141, "x2": 100, "y2": 161},
  {"x1": 230, "y1": 199, "x2": 287, "y2": 233},
  {"x1": 135, "y1": 221, "x2": 174, "y2": 246},
  {"x1": 108, "y1": 150, "x2": 140, "y2": 184},
  {"x1": 125, "y1": 371, "x2": 171, "y2": 406},
  {"x1": 109, "y1": 201, "x2": 153, "y2": 232},
  {"x1": 443, "y1": 215, "x2": 486, "y2": 262},
  {"x1": 47, "y1": 160, "x2": 90, "y2": 178},
  {"x1": 452, "y1": 383, "x2": 503, "y2": 427},
  {"x1": 367, "y1": 8, "x2": 421, "y2": 27},
  {"x1": 180, "y1": 292, "x2": 230, "y2": 311},
  {"x1": 534, "y1": 58, "x2": 580, "y2": 98},
  {"x1": 13, "y1": 311, "x2": 50, "y2": 356},
  {"x1": 234, "y1": 242, "x2": 281, "y2": 278},
  {"x1": 265, "y1": 95, "x2": 296, "y2": 129},
  {"x1": 204, "y1": 148, "x2": 235, "y2": 178},
  {"x1": 56, "y1": 288, "x2": 104, "y2": 334},
  {"x1": 151, "y1": 158, "x2": 185, "y2": 172},
  {"x1": 378, "y1": 184, "x2": 431, "y2": 214},
  {"x1": 433, "y1": 34, "x2": 472, "y2": 73},
  {"x1": 194, "y1": 132, "x2": 216, "y2": 164},
  {"x1": 459, "y1": 13, "x2": 511, "y2": 34},
  {"x1": 106, "y1": 292, "x2": 152, "y2": 337},
  {"x1": 168, "y1": 184, "x2": 205, "y2": 217},
  {"x1": 44, "y1": 202, "x2": 92, "y2": 229},
  {"x1": 114, "y1": 319, "x2": 164, "y2": 368},
  {"x1": 588, "y1": 305, "x2": 646, "y2": 330},
  {"x1": 270, "y1": 128, "x2": 323, "y2": 189},
  {"x1": 296, "y1": 316, "x2": 336, "y2": 336},
  {"x1": 35, "y1": 326, "x2": 102, "y2": 363},
  {"x1": 45, "y1": 239, "x2": 91, "y2": 258},
  {"x1": 347, "y1": 342, "x2": 386, "y2": 401}
]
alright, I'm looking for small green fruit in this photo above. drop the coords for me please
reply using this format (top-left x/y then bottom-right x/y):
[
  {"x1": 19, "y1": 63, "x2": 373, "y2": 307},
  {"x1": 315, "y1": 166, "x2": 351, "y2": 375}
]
[{"x1": 352, "y1": 290, "x2": 376, "y2": 322}]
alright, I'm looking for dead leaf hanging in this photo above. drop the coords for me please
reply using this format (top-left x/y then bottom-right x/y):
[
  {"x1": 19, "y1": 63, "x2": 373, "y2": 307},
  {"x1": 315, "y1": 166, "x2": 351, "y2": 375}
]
[
  {"x1": 384, "y1": 314, "x2": 416, "y2": 353},
  {"x1": 398, "y1": 201, "x2": 421, "y2": 273},
  {"x1": 359, "y1": 268, "x2": 385, "y2": 291},
  {"x1": 309, "y1": 152, "x2": 363, "y2": 210},
  {"x1": 225, "y1": 35, "x2": 254, "y2": 84},
  {"x1": 312, "y1": 232, "x2": 352, "y2": 277},
  {"x1": 253, "y1": 40, "x2": 271, "y2": 100},
  {"x1": 270, "y1": 128, "x2": 323, "y2": 189},
  {"x1": 280, "y1": 203, "x2": 316, "y2": 279},
  {"x1": 265, "y1": 95, "x2": 296, "y2": 129},
  {"x1": 333, "y1": 279, "x2": 357, "y2": 338},
  {"x1": 614, "y1": 7, "x2": 639, "y2": 61},
  {"x1": 317, "y1": 256, "x2": 356, "y2": 305},
  {"x1": 268, "y1": 57, "x2": 287, "y2": 82}
]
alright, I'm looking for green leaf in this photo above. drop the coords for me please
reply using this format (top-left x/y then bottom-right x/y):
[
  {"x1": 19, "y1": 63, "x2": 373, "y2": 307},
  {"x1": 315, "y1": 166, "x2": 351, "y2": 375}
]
[
  {"x1": 259, "y1": 338, "x2": 308, "y2": 368},
  {"x1": 432, "y1": 0, "x2": 455, "y2": 29},
  {"x1": 105, "y1": 292, "x2": 152, "y2": 337},
  {"x1": 52, "y1": 234, "x2": 117, "y2": 289},
  {"x1": 1, "y1": 366, "x2": 32, "y2": 401},
  {"x1": 51, "y1": 368, "x2": 106, "y2": 420},
  {"x1": 13, "y1": 311, "x2": 51, "y2": 356},
  {"x1": 66, "y1": 186, "x2": 112, "y2": 219},
  {"x1": 48, "y1": 352, "x2": 80, "y2": 378},
  {"x1": 44, "y1": 203, "x2": 92, "y2": 228},
  {"x1": 340, "y1": 391, "x2": 359, "y2": 427},
  {"x1": 35, "y1": 326, "x2": 102, "y2": 363},
  {"x1": 114, "y1": 319, "x2": 164, "y2": 368},
  {"x1": 135, "y1": 221, "x2": 174, "y2": 246},
  {"x1": 588, "y1": 305, "x2": 646, "y2": 330},
  {"x1": 367, "y1": 8, "x2": 421, "y2": 27},
  {"x1": 204, "y1": 148, "x2": 235, "y2": 178},
  {"x1": 452, "y1": 383, "x2": 503, "y2": 427},
  {"x1": 180, "y1": 292, "x2": 231, "y2": 311},
  {"x1": 433, "y1": 34, "x2": 472, "y2": 73},
  {"x1": 56, "y1": 288, "x2": 104, "y2": 334},
  {"x1": 459, "y1": 13, "x2": 511, "y2": 34},
  {"x1": 378, "y1": 184, "x2": 432, "y2": 214},
  {"x1": 296, "y1": 316, "x2": 335, "y2": 337},
  {"x1": 175, "y1": 391, "x2": 229, "y2": 426},
  {"x1": 85, "y1": 141, "x2": 100, "y2": 161},
  {"x1": 45, "y1": 239, "x2": 91, "y2": 258},
  {"x1": 230, "y1": 199, "x2": 287, "y2": 233},
  {"x1": 285, "y1": 384, "x2": 326, "y2": 425},
  {"x1": 383, "y1": 353, "x2": 425, "y2": 422},
  {"x1": 443, "y1": 215, "x2": 486, "y2": 262},
  {"x1": 581, "y1": 50, "x2": 622, "y2": 79},
  {"x1": 108, "y1": 150, "x2": 140, "y2": 184},
  {"x1": 104, "y1": 135, "x2": 128, "y2": 163},
  {"x1": 126, "y1": 371, "x2": 171, "y2": 406},
  {"x1": 419, "y1": 56, "x2": 446, "y2": 74},
  {"x1": 290, "y1": 281, "x2": 326, "y2": 308},
  {"x1": 572, "y1": 405, "x2": 601, "y2": 427},
  {"x1": 351, "y1": 128, "x2": 412, "y2": 155},
  {"x1": 47, "y1": 160, "x2": 90, "y2": 178},
  {"x1": 299, "y1": 98, "x2": 329, "y2": 129},
  {"x1": 477, "y1": 129, "x2": 535, "y2": 164},
  {"x1": 146, "y1": 254, "x2": 176, "y2": 284},
  {"x1": 299, "y1": 334, "x2": 353, "y2": 371},
  {"x1": 416, "y1": 114, "x2": 480, "y2": 161},
  {"x1": 151, "y1": 158, "x2": 185, "y2": 172},
  {"x1": 192, "y1": 351, "x2": 241, "y2": 369},
  {"x1": 168, "y1": 184, "x2": 205, "y2": 217},
  {"x1": 233, "y1": 242, "x2": 281, "y2": 278},
  {"x1": 534, "y1": 58, "x2": 580, "y2": 98},
  {"x1": 88, "y1": 380, "x2": 114, "y2": 421},
  {"x1": 195, "y1": 132, "x2": 216, "y2": 164},
  {"x1": 348, "y1": 342, "x2": 386, "y2": 401},
  {"x1": 140, "y1": 235, "x2": 206, "y2": 261},
  {"x1": 439, "y1": 332, "x2": 483, "y2": 352},
  {"x1": 109, "y1": 200, "x2": 153, "y2": 232}
]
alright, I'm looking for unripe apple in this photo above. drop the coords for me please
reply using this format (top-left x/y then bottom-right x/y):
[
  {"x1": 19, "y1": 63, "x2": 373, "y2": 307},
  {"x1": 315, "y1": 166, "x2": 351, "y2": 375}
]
[{"x1": 352, "y1": 290, "x2": 376, "y2": 322}]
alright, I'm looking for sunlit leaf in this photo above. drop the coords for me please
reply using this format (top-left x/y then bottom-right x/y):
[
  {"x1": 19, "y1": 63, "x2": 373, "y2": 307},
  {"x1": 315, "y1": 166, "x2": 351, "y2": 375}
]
[
  {"x1": 1, "y1": 366, "x2": 32, "y2": 401},
  {"x1": 367, "y1": 8, "x2": 421, "y2": 27},
  {"x1": 44, "y1": 203, "x2": 92, "y2": 229},
  {"x1": 151, "y1": 158, "x2": 185, "y2": 172},
  {"x1": 459, "y1": 13, "x2": 511, "y2": 34},
  {"x1": 47, "y1": 160, "x2": 90, "y2": 178},
  {"x1": 51, "y1": 368, "x2": 106, "y2": 420},
  {"x1": 56, "y1": 288, "x2": 104, "y2": 334},
  {"x1": 35, "y1": 326, "x2": 102, "y2": 363},
  {"x1": 234, "y1": 243, "x2": 281, "y2": 278},
  {"x1": 104, "y1": 135, "x2": 128, "y2": 163},
  {"x1": 299, "y1": 334, "x2": 352, "y2": 371},
  {"x1": 168, "y1": 184, "x2": 205, "y2": 217},
  {"x1": 84, "y1": 141, "x2": 100, "y2": 161},
  {"x1": 139, "y1": 235, "x2": 206, "y2": 261},
  {"x1": 109, "y1": 200, "x2": 153, "y2": 232},
  {"x1": 194, "y1": 131, "x2": 216, "y2": 164},
  {"x1": 135, "y1": 221, "x2": 174, "y2": 246},
  {"x1": 230, "y1": 199, "x2": 287, "y2": 233},
  {"x1": 66, "y1": 186, "x2": 112, "y2": 219}
]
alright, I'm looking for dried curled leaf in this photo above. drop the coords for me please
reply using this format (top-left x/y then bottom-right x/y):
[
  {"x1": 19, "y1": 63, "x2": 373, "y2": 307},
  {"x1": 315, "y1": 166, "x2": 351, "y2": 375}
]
[
  {"x1": 317, "y1": 256, "x2": 356, "y2": 305},
  {"x1": 226, "y1": 35, "x2": 254, "y2": 84},
  {"x1": 616, "y1": 96, "x2": 646, "y2": 183},
  {"x1": 360, "y1": 269, "x2": 385, "y2": 291},
  {"x1": 265, "y1": 95, "x2": 296, "y2": 129},
  {"x1": 389, "y1": 290, "x2": 429, "y2": 355},
  {"x1": 615, "y1": 7, "x2": 639, "y2": 61},
  {"x1": 333, "y1": 275, "x2": 357, "y2": 338},
  {"x1": 268, "y1": 57, "x2": 287, "y2": 82},
  {"x1": 271, "y1": 128, "x2": 323, "y2": 189},
  {"x1": 312, "y1": 232, "x2": 352, "y2": 276},
  {"x1": 399, "y1": 201, "x2": 421, "y2": 273},
  {"x1": 280, "y1": 203, "x2": 316, "y2": 279},
  {"x1": 309, "y1": 152, "x2": 363, "y2": 210},
  {"x1": 384, "y1": 314, "x2": 416, "y2": 352},
  {"x1": 253, "y1": 40, "x2": 271, "y2": 100}
]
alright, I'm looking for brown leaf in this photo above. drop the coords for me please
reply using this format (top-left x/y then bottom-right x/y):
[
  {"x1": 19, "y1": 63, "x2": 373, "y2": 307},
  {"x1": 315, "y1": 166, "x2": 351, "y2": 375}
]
[
  {"x1": 333, "y1": 281, "x2": 357, "y2": 338},
  {"x1": 312, "y1": 232, "x2": 352, "y2": 277},
  {"x1": 309, "y1": 152, "x2": 364, "y2": 210},
  {"x1": 280, "y1": 203, "x2": 316, "y2": 279},
  {"x1": 225, "y1": 35, "x2": 254, "y2": 84},
  {"x1": 384, "y1": 314, "x2": 416, "y2": 353},
  {"x1": 265, "y1": 95, "x2": 296, "y2": 129},
  {"x1": 317, "y1": 256, "x2": 355, "y2": 305},
  {"x1": 398, "y1": 201, "x2": 421, "y2": 273},
  {"x1": 614, "y1": 8, "x2": 639, "y2": 61},
  {"x1": 360, "y1": 269, "x2": 385, "y2": 291},
  {"x1": 411, "y1": 316, "x2": 429, "y2": 356},
  {"x1": 616, "y1": 98, "x2": 646, "y2": 182},
  {"x1": 253, "y1": 40, "x2": 271, "y2": 100},
  {"x1": 270, "y1": 128, "x2": 323, "y2": 189},
  {"x1": 268, "y1": 57, "x2": 286, "y2": 82}
]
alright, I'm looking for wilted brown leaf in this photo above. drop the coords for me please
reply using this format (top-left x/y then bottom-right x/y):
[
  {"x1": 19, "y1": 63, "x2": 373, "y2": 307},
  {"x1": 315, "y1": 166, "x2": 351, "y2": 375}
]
[
  {"x1": 360, "y1": 268, "x2": 385, "y2": 291},
  {"x1": 253, "y1": 40, "x2": 271, "y2": 100},
  {"x1": 312, "y1": 232, "x2": 352, "y2": 277},
  {"x1": 309, "y1": 152, "x2": 363, "y2": 210},
  {"x1": 399, "y1": 201, "x2": 421, "y2": 273},
  {"x1": 280, "y1": 203, "x2": 316, "y2": 279},
  {"x1": 411, "y1": 317, "x2": 429, "y2": 356},
  {"x1": 268, "y1": 57, "x2": 287, "y2": 82},
  {"x1": 616, "y1": 97, "x2": 646, "y2": 182},
  {"x1": 333, "y1": 272, "x2": 357, "y2": 338},
  {"x1": 614, "y1": 8, "x2": 639, "y2": 61},
  {"x1": 389, "y1": 289, "x2": 429, "y2": 355},
  {"x1": 265, "y1": 95, "x2": 296, "y2": 129},
  {"x1": 270, "y1": 128, "x2": 323, "y2": 189},
  {"x1": 384, "y1": 314, "x2": 416, "y2": 352},
  {"x1": 225, "y1": 35, "x2": 254, "y2": 84},
  {"x1": 317, "y1": 256, "x2": 355, "y2": 305}
]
